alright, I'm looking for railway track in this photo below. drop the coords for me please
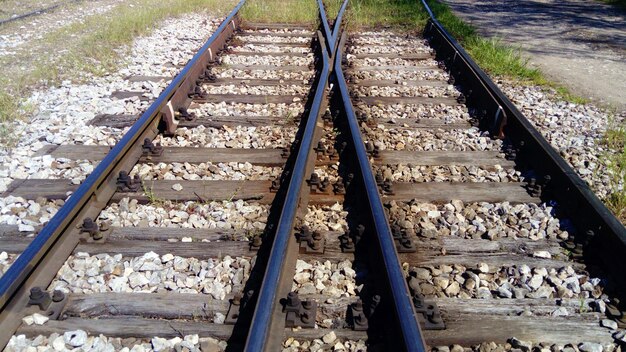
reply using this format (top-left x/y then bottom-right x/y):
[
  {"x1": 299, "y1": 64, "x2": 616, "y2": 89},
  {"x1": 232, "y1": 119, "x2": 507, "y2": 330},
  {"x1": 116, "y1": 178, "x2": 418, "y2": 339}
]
[
  {"x1": 0, "y1": 0, "x2": 82, "y2": 26},
  {"x1": 1, "y1": 0, "x2": 625, "y2": 351}
]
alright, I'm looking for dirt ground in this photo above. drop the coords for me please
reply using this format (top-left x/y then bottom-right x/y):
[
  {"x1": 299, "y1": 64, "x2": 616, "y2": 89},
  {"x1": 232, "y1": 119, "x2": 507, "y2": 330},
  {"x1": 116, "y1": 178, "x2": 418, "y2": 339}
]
[{"x1": 442, "y1": 0, "x2": 626, "y2": 112}]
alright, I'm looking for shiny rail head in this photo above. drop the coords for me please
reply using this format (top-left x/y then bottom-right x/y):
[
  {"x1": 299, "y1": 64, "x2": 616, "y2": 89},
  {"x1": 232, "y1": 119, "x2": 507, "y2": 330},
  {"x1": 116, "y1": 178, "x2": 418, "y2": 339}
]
[
  {"x1": 243, "y1": 13, "x2": 332, "y2": 352},
  {"x1": 329, "y1": 32, "x2": 428, "y2": 352}
]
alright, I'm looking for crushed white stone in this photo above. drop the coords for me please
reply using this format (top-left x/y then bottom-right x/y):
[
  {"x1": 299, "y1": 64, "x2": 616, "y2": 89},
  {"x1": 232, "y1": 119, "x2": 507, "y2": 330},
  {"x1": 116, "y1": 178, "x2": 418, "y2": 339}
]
[{"x1": 49, "y1": 252, "x2": 253, "y2": 300}]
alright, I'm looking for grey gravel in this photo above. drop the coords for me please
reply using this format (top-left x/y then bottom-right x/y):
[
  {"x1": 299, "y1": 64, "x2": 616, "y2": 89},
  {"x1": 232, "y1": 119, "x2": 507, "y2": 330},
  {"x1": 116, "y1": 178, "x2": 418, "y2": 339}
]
[
  {"x1": 292, "y1": 259, "x2": 357, "y2": 297},
  {"x1": 101, "y1": 198, "x2": 267, "y2": 230},
  {"x1": 203, "y1": 83, "x2": 310, "y2": 96},
  {"x1": 499, "y1": 80, "x2": 625, "y2": 204},
  {"x1": 131, "y1": 162, "x2": 281, "y2": 181},
  {"x1": 362, "y1": 126, "x2": 502, "y2": 152},
  {"x1": 238, "y1": 35, "x2": 310, "y2": 44},
  {"x1": 228, "y1": 43, "x2": 310, "y2": 54},
  {"x1": 214, "y1": 68, "x2": 313, "y2": 80},
  {"x1": 304, "y1": 203, "x2": 348, "y2": 232},
  {"x1": 6, "y1": 333, "x2": 226, "y2": 352},
  {"x1": 50, "y1": 252, "x2": 253, "y2": 300},
  {"x1": 221, "y1": 53, "x2": 312, "y2": 67},
  {"x1": 374, "y1": 164, "x2": 520, "y2": 183},
  {"x1": 155, "y1": 125, "x2": 297, "y2": 149},
  {"x1": 352, "y1": 85, "x2": 457, "y2": 98},
  {"x1": 282, "y1": 336, "x2": 366, "y2": 352},
  {"x1": 407, "y1": 264, "x2": 604, "y2": 300},
  {"x1": 190, "y1": 101, "x2": 304, "y2": 118},
  {"x1": 350, "y1": 57, "x2": 439, "y2": 68},
  {"x1": 356, "y1": 103, "x2": 469, "y2": 121},
  {"x1": 387, "y1": 200, "x2": 569, "y2": 241},
  {"x1": 348, "y1": 67, "x2": 449, "y2": 81}
]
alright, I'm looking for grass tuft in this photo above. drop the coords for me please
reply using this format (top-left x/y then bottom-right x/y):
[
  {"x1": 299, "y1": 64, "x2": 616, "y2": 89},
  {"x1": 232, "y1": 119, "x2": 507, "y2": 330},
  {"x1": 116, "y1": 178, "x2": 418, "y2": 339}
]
[
  {"x1": 240, "y1": 0, "x2": 321, "y2": 24},
  {"x1": 342, "y1": 0, "x2": 429, "y2": 29},
  {"x1": 600, "y1": 116, "x2": 626, "y2": 222},
  {"x1": 35, "y1": 0, "x2": 237, "y2": 83}
]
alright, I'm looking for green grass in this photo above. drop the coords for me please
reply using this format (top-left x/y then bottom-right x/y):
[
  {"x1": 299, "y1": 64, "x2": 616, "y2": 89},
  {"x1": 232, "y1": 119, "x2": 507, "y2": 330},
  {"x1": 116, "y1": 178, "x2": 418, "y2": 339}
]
[
  {"x1": 0, "y1": 77, "x2": 30, "y2": 146},
  {"x1": 33, "y1": 0, "x2": 237, "y2": 81},
  {"x1": 600, "y1": 117, "x2": 626, "y2": 222},
  {"x1": 341, "y1": 0, "x2": 428, "y2": 29},
  {"x1": 240, "y1": 0, "x2": 321, "y2": 24}
]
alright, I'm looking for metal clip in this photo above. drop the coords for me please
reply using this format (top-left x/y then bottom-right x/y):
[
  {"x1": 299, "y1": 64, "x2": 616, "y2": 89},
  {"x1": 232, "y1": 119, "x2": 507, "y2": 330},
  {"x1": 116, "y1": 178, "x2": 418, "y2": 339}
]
[
  {"x1": 297, "y1": 226, "x2": 324, "y2": 254},
  {"x1": 356, "y1": 112, "x2": 368, "y2": 122},
  {"x1": 200, "y1": 68, "x2": 217, "y2": 82},
  {"x1": 526, "y1": 177, "x2": 541, "y2": 197},
  {"x1": 503, "y1": 142, "x2": 517, "y2": 161},
  {"x1": 249, "y1": 234, "x2": 262, "y2": 251},
  {"x1": 326, "y1": 145, "x2": 338, "y2": 160},
  {"x1": 344, "y1": 173, "x2": 354, "y2": 189},
  {"x1": 349, "y1": 294, "x2": 381, "y2": 330},
  {"x1": 340, "y1": 224, "x2": 365, "y2": 252},
  {"x1": 541, "y1": 174, "x2": 552, "y2": 198},
  {"x1": 365, "y1": 142, "x2": 380, "y2": 158},
  {"x1": 339, "y1": 232, "x2": 355, "y2": 253},
  {"x1": 333, "y1": 181, "x2": 346, "y2": 195},
  {"x1": 188, "y1": 84, "x2": 208, "y2": 99},
  {"x1": 413, "y1": 292, "x2": 445, "y2": 330},
  {"x1": 80, "y1": 217, "x2": 100, "y2": 238},
  {"x1": 27, "y1": 287, "x2": 67, "y2": 320},
  {"x1": 393, "y1": 228, "x2": 416, "y2": 253},
  {"x1": 381, "y1": 180, "x2": 395, "y2": 195},
  {"x1": 177, "y1": 107, "x2": 195, "y2": 121},
  {"x1": 225, "y1": 290, "x2": 253, "y2": 324},
  {"x1": 27, "y1": 287, "x2": 51, "y2": 310},
  {"x1": 283, "y1": 292, "x2": 317, "y2": 328},
  {"x1": 141, "y1": 138, "x2": 164, "y2": 157},
  {"x1": 306, "y1": 173, "x2": 329, "y2": 194},
  {"x1": 313, "y1": 141, "x2": 327, "y2": 159},
  {"x1": 116, "y1": 171, "x2": 142, "y2": 192},
  {"x1": 350, "y1": 298, "x2": 368, "y2": 331},
  {"x1": 375, "y1": 170, "x2": 384, "y2": 186},
  {"x1": 269, "y1": 178, "x2": 281, "y2": 193},
  {"x1": 337, "y1": 141, "x2": 348, "y2": 155},
  {"x1": 80, "y1": 217, "x2": 107, "y2": 242},
  {"x1": 407, "y1": 271, "x2": 445, "y2": 330}
]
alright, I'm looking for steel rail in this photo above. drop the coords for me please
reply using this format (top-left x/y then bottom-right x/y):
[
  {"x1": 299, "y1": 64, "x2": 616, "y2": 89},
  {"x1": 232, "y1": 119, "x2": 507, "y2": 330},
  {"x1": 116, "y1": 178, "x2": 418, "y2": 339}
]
[
  {"x1": 330, "y1": 0, "x2": 349, "y2": 49},
  {"x1": 316, "y1": 0, "x2": 334, "y2": 54},
  {"x1": 333, "y1": 33, "x2": 428, "y2": 352},
  {"x1": 243, "y1": 22, "x2": 331, "y2": 352},
  {"x1": 419, "y1": 0, "x2": 626, "y2": 281},
  {"x1": 316, "y1": 0, "x2": 349, "y2": 58},
  {"x1": 0, "y1": 0, "x2": 246, "y2": 312}
]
